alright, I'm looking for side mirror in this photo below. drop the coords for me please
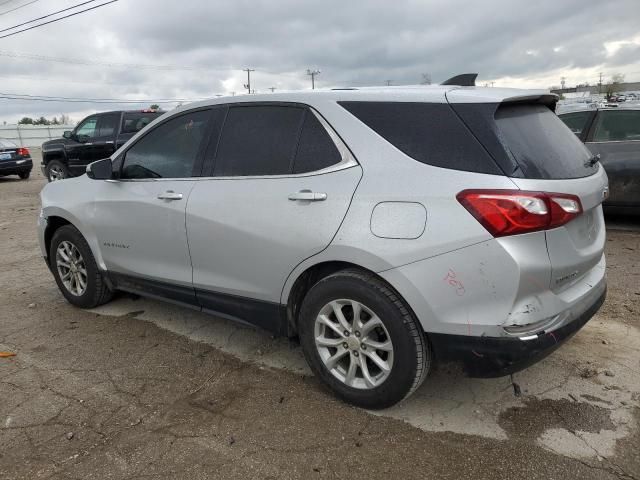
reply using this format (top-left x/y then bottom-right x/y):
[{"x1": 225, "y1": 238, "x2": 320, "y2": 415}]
[
  {"x1": 86, "y1": 158, "x2": 113, "y2": 180},
  {"x1": 63, "y1": 131, "x2": 72, "y2": 139}
]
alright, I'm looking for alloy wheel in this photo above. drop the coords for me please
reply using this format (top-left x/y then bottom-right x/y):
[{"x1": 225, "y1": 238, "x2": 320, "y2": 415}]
[
  {"x1": 49, "y1": 166, "x2": 65, "y2": 181},
  {"x1": 314, "y1": 299, "x2": 394, "y2": 389},
  {"x1": 56, "y1": 241, "x2": 88, "y2": 296}
]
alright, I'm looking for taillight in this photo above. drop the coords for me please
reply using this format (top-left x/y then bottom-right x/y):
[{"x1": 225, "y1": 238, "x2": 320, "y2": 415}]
[
  {"x1": 457, "y1": 189, "x2": 583, "y2": 237},
  {"x1": 17, "y1": 147, "x2": 30, "y2": 156}
]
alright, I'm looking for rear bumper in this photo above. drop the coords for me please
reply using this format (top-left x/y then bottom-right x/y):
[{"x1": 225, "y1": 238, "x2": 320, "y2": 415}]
[
  {"x1": 0, "y1": 158, "x2": 32, "y2": 174},
  {"x1": 430, "y1": 285, "x2": 606, "y2": 377}
]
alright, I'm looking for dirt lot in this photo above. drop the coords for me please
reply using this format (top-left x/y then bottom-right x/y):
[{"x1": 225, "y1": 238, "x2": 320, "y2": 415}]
[{"x1": 1, "y1": 156, "x2": 639, "y2": 480}]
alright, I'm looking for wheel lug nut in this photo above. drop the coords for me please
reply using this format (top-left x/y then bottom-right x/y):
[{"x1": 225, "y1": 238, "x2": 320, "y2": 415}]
[
  {"x1": 355, "y1": 331, "x2": 361, "y2": 337},
  {"x1": 353, "y1": 351, "x2": 359, "y2": 357},
  {"x1": 343, "y1": 342, "x2": 348, "y2": 349},
  {"x1": 344, "y1": 331, "x2": 350, "y2": 337},
  {"x1": 361, "y1": 344, "x2": 367, "y2": 350}
]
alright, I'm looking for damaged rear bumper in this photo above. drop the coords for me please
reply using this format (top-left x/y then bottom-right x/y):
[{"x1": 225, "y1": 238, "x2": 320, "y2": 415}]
[{"x1": 430, "y1": 285, "x2": 607, "y2": 378}]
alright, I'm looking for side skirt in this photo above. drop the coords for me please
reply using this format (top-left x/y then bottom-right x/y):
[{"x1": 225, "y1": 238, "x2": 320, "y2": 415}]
[{"x1": 108, "y1": 272, "x2": 288, "y2": 337}]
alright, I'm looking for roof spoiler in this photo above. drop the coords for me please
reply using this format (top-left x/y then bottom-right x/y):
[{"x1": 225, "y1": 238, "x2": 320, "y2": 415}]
[{"x1": 441, "y1": 73, "x2": 477, "y2": 86}]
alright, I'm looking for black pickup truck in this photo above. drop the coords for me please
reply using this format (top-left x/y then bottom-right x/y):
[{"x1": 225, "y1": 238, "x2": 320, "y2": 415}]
[{"x1": 41, "y1": 109, "x2": 163, "y2": 181}]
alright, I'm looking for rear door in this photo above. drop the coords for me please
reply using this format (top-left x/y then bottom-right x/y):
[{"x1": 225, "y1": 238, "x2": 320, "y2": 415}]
[
  {"x1": 585, "y1": 109, "x2": 640, "y2": 207},
  {"x1": 186, "y1": 104, "x2": 362, "y2": 329}
]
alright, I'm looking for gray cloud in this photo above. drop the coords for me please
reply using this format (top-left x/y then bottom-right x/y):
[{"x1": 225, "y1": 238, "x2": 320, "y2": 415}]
[{"x1": 1, "y1": 0, "x2": 639, "y2": 123}]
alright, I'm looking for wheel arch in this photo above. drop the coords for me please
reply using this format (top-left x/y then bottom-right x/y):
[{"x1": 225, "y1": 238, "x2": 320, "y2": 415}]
[{"x1": 42, "y1": 148, "x2": 67, "y2": 166}]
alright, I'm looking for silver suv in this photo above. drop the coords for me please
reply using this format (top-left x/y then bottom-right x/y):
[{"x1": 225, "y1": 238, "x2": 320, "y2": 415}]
[{"x1": 39, "y1": 85, "x2": 608, "y2": 408}]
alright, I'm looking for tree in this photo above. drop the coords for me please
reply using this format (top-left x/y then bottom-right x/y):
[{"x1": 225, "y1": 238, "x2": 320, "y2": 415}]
[
  {"x1": 420, "y1": 73, "x2": 432, "y2": 85},
  {"x1": 606, "y1": 73, "x2": 626, "y2": 100},
  {"x1": 149, "y1": 104, "x2": 160, "y2": 111},
  {"x1": 34, "y1": 116, "x2": 50, "y2": 125},
  {"x1": 18, "y1": 117, "x2": 34, "y2": 125},
  {"x1": 59, "y1": 113, "x2": 71, "y2": 125}
]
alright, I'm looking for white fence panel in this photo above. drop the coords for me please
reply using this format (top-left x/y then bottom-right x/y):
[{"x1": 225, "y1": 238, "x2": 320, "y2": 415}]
[{"x1": 0, "y1": 125, "x2": 75, "y2": 150}]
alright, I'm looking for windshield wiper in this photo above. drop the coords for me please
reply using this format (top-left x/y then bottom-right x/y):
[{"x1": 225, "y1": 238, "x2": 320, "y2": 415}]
[{"x1": 584, "y1": 154, "x2": 600, "y2": 168}]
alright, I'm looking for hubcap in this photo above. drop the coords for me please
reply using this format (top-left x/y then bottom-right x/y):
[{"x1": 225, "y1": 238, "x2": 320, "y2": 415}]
[
  {"x1": 314, "y1": 299, "x2": 394, "y2": 390},
  {"x1": 56, "y1": 241, "x2": 87, "y2": 296},
  {"x1": 49, "y1": 166, "x2": 65, "y2": 181}
]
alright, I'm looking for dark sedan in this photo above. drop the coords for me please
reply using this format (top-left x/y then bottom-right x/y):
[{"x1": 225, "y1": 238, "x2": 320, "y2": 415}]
[
  {"x1": 559, "y1": 107, "x2": 640, "y2": 212},
  {"x1": 0, "y1": 139, "x2": 33, "y2": 180}
]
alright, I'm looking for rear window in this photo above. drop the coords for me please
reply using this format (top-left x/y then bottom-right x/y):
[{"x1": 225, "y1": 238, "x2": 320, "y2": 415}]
[
  {"x1": 559, "y1": 111, "x2": 593, "y2": 136},
  {"x1": 121, "y1": 112, "x2": 162, "y2": 134},
  {"x1": 495, "y1": 104, "x2": 595, "y2": 179},
  {"x1": 339, "y1": 101, "x2": 501, "y2": 175}
]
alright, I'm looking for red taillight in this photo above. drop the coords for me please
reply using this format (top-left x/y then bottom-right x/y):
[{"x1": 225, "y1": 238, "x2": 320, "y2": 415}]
[
  {"x1": 17, "y1": 147, "x2": 30, "y2": 156},
  {"x1": 457, "y1": 189, "x2": 583, "y2": 237}
]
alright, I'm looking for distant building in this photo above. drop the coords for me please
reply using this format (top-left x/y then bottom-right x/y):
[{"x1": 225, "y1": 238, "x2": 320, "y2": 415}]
[{"x1": 551, "y1": 81, "x2": 640, "y2": 95}]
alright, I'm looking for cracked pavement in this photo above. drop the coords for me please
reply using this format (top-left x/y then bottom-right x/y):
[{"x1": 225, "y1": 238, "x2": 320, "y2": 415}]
[{"x1": 1, "y1": 158, "x2": 639, "y2": 479}]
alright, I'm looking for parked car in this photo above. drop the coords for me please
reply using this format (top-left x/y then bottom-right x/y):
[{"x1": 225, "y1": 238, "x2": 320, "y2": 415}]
[
  {"x1": 39, "y1": 85, "x2": 608, "y2": 408},
  {"x1": 0, "y1": 139, "x2": 32, "y2": 180},
  {"x1": 41, "y1": 109, "x2": 163, "y2": 182},
  {"x1": 558, "y1": 107, "x2": 640, "y2": 212}
]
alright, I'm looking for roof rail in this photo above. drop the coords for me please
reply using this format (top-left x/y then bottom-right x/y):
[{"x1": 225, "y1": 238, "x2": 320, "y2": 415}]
[{"x1": 441, "y1": 73, "x2": 478, "y2": 86}]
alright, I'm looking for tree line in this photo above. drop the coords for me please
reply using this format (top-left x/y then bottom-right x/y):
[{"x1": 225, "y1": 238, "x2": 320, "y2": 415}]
[{"x1": 18, "y1": 114, "x2": 72, "y2": 125}]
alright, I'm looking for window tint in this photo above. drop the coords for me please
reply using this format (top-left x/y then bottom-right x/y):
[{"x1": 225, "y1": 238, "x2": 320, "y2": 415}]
[
  {"x1": 121, "y1": 109, "x2": 211, "y2": 179},
  {"x1": 559, "y1": 111, "x2": 592, "y2": 136},
  {"x1": 75, "y1": 117, "x2": 98, "y2": 138},
  {"x1": 214, "y1": 106, "x2": 304, "y2": 176},
  {"x1": 495, "y1": 104, "x2": 595, "y2": 179},
  {"x1": 121, "y1": 112, "x2": 163, "y2": 134},
  {"x1": 293, "y1": 112, "x2": 342, "y2": 173},
  {"x1": 98, "y1": 113, "x2": 120, "y2": 137},
  {"x1": 339, "y1": 101, "x2": 500, "y2": 174},
  {"x1": 593, "y1": 110, "x2": 640, "y2": 142}
]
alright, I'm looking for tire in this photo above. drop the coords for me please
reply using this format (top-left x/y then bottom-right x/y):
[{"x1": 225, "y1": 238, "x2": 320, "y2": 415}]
[
  {"x1": 49, "y1": 225, "x2": 113, "y2": 308},
  {"x1": 46, "y1": 160, "x2": 69, "y2": 182},
  {"x1": 18, "y1": 171, "x2": 30, "y2": 180},
  {"x1": 298, "y1": 268, "x2": 430, "y2": 409}
]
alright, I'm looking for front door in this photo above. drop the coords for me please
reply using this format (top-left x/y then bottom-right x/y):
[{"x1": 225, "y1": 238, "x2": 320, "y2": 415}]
[
  {"x1": 91, "y1": 108, "x2": 214, "y2": 304},
  {"x1": 186, "y1": 104, "x2": 362, "y2": 331}
]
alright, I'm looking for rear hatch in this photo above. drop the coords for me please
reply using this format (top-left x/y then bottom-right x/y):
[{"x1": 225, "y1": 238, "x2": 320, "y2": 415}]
[{"x1": 447, "y1": 92, "x2": 608, "y2": 292}]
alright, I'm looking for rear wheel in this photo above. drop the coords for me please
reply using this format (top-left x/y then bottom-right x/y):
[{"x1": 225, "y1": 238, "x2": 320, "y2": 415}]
[
  {"x1": 298, "y1": 268, "x2": 430, "y2": 409},
  {"x1": 18, "y1": 171, "x2": 30, "y2": 180},
  {"x1": 50, "y1": 225, "x2": 113, "y2": 308},
  {"x1": 46, "y1": 160, "x2": 68, "y2": 182}
]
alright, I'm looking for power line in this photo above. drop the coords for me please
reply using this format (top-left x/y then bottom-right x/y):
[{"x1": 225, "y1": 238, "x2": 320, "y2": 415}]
[
  {"x1": 0, "y1": 91, "x2": 205, "y2": 104},
  {"x1": 0, "y1": 0, "x2": 99, "y2": 34},
  {"x1": 0, "y1": 0, "x2": 40, "y2": 16},
  {"x1": 0, "y1": 0, "x2": 118, "y2": 39}
]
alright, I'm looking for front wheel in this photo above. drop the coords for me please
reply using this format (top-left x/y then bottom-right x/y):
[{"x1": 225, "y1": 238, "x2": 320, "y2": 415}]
[
  {"x1": 18, "y1": 171, "x2": 30, "y2": 180},
  {"x1": 46, "y1": 160, "x2": 69, "y2": 182},
  {"x1": 298, "y1": 269, "x2": 430, "y2": 409},
  {"x1": 49, "y1": 225, "x2": 113, "y2": 308}
]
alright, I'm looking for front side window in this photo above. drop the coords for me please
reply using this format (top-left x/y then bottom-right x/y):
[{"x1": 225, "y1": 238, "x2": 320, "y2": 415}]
[
  {"x1": 592, "y1": 110, "x2": 640, "y2": 142},
  {"x1": 121, "y1": 109, "x2": 211, "y2": 179},
  {"x1": 214, "y1": 105, "x2": 304, "y2": 176},
  {"x1": 75, "y1": 117, "x2": 98, "y2": 139},
  {"x1": 559, "y1": 111, "x2": 592, "y2": 136}
]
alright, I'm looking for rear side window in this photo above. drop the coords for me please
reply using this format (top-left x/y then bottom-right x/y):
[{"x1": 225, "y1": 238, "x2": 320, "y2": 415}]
[
  {"x1": 121, "y1": 110, "x2": 211, "y2": 179},
  {"x1": 214, "y1": 106, "x2": 305, "y2": 176},
  {"x1": 592, "y1": 110, "x2": 640, "y2": 142},
  {"x1": 339, "y1": 101, "x2": 500, "y2": 174},
  {"x1": 495, "y1": 104, "x2": 595, "y2": 179},
  {"x1": 293, "y1": 112, "x2": 342, "y2": 174},
  {"x1": 559, "y1": 111, "x2": 592, "y2": 136},
  {"x1": 121, "y1": 112, "x2": 163, "y2": 134},
  {"x1": 98, "y1": 113, "x2": 120, "y2": 137}
]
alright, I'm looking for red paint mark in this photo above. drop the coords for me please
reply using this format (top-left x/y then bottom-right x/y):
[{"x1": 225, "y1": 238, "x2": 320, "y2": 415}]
[{"x1": 443, "y1": 269, "x2": 466, "y2": 296}]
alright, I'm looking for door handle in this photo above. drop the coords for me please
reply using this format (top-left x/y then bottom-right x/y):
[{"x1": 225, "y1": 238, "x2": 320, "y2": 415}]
[
  {"x1": 157, "y1": 191, "x2": 183, "y2": 201},
  {"x1": 288, "y1": 190, "x2": 327, "y2": 202}
]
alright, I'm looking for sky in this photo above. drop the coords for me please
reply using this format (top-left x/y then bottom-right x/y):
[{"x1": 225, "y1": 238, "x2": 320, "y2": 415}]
[{"x1": 0, "y1": 0, "x2": 639, "y2": 124}]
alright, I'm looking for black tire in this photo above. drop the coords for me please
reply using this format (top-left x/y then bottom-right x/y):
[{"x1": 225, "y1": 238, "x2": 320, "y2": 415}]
[
  {"x1": 49, "y1": 225, "x2": 113, "y2": 308},
  {"x1": 298, "y1": 268, "x2": 430, "y2": 409},
  {"x1": 46, "y1": 160, "x2": 69, "y2": 182},
  {"x1": 18, "y1": 171, "x2": 30, "y2": 180}
]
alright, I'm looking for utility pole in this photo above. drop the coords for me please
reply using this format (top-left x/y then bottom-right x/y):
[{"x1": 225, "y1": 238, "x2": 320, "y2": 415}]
[
  {"x1": 268, "y1": 87, "x2": 276, "y2": 93},
  {"x1": 307, "y1": 69, "x2": 321, "y2": 89},
  {"x1": 242, "y1": 68, "x2": 254, "y2": 94},
  {"x1": 560, "y1": 76, "x2": 566, "y2": 91},
  {"x1": 598, "y1": 72, "x2": 603, "y2": 94},
  {"x1": 385, "y1": 80, "x2": 392, "y2": 86}
]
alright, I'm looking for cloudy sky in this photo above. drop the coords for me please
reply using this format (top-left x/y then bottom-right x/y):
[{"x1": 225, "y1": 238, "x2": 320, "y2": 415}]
[{"x1": 1, "y1": 0, "x2": 639, "y2": 124}]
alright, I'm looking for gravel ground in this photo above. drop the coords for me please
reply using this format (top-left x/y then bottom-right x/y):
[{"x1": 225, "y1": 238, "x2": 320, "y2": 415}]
[{"x1": 1, "y1": 157, "x2": 639, "y2": 480}]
